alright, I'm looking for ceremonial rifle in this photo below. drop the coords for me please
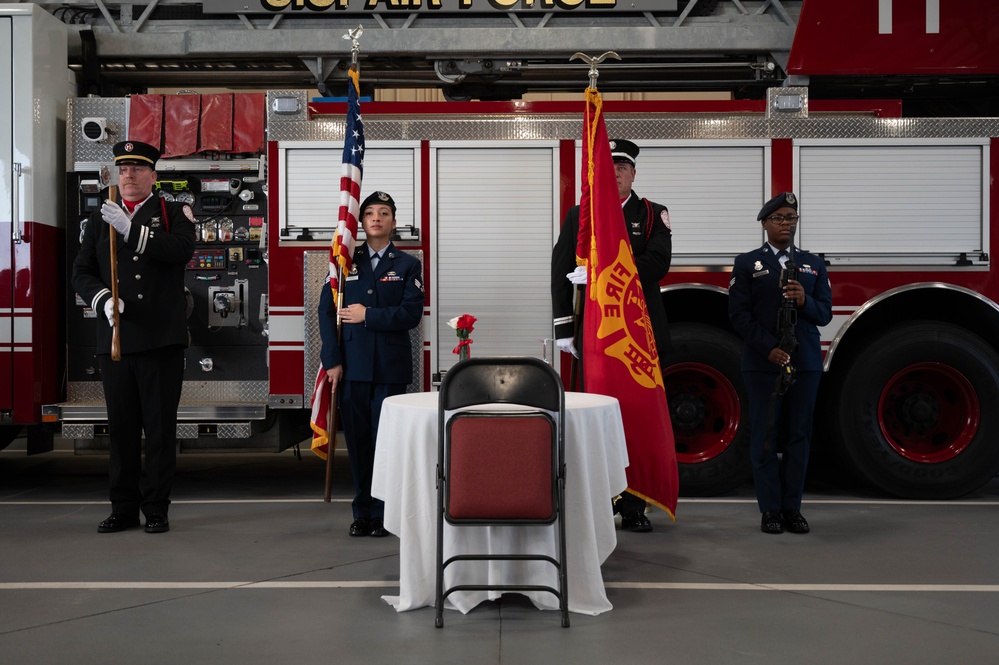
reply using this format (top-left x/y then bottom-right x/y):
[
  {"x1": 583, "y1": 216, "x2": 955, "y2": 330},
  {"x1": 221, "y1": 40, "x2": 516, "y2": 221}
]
[{"x1": 759, "y1": 226, "x2": 798, "y2": 463}]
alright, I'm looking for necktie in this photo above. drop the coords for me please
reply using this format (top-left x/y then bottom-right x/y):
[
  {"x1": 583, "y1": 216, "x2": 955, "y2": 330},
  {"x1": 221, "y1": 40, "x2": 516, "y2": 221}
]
[
  {"x1": 776, "y1": 249, "x2": 788, "y2": 267},
  {"x1": 371, "y1": 252, "x2": 381, "y2": 270}
]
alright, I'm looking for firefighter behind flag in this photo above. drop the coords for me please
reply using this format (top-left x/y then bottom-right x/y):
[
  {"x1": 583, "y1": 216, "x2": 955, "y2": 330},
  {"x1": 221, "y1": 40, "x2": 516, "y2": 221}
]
[
  {"x1": 551, "y1": 87, "x2": 679, "y2": 525},
  {"x1": 310, "y1": 64, "x2": 365, "y2": 460}
]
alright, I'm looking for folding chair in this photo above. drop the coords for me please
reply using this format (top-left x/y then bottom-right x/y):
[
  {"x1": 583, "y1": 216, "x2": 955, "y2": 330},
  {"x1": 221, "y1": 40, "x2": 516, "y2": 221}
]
[{"x1": 435, "y1": 356, "x2": 569, "y2": 628}]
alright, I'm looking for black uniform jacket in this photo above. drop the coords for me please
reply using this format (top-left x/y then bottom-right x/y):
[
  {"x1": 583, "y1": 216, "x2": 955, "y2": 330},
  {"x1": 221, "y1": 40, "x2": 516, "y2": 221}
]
[
  {"x1": 318, "y1": 243, "x2": 424, "y2": 385},
  {"x1": 551, "y1": 191, "x2": 673, "y2": 356},
  {"x1": 72, "y1": 194, "x2": 196, "y2": 355},
  {"x1": 727, "y1": 244, "x2": 833, "y2": 373}
]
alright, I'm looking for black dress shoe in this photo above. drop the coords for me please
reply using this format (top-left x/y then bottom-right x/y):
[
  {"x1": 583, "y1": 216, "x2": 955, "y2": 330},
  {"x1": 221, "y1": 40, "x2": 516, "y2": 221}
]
[
  {"x1": 98, "y1": 513, "x2": 140, "y2": 533},
  {"x1": 621, "y1": 510, "x2": 652, "y2": 532},
  {"x1": 349, "y1": 518, "x2": 371, "y2": 537},
  {"x1": 145, "y1": 513, "x2": 170, "y2": 533},
  {"x1": 761, "y1": 511, "x2": 784, "y2": 534},
  {"x1": 369, "y1": 519, "x2": 389, "y2": 538},
  {"x1": 781, "y1": 510, "x2": 810, "y2": 534}
]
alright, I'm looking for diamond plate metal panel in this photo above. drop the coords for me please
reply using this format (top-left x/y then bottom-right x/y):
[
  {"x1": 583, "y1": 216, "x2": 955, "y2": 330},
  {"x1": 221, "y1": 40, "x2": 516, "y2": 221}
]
[
  {"x1": 66, "y1": 382, "x2": 105, "y2": 404},
  {"x1": 217, "y1": 423, "x2": 253, "y2": 439},
  {"x1": 303, "y1": 250, "x2": 425, "y2": 394},
  {"x1": 68, "y1": 97, "x2": 127, "y2": 168},
  {"x1": 67, "y1": 380, "x2": 269, "y2": 406},
  {"x1": 62, "y1": 424, "x2": 95, "y2": 439},
  {"x1": 269, "y1": 90, "x2": 999, "y2": 143}
]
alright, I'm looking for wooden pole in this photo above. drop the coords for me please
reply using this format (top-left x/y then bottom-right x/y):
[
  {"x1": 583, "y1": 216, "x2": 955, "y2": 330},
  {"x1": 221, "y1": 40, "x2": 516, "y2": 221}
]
[
  {"x1": 108, "y1": 185, "x2": 121, "y2": 361},
  {"x1": 322, "y1": 267, "x2": 346, "y2": 502},
  {"x1": 568, "y1": 284, "x2": 584, "y2": 391},
  {"x1": 322, "y1": 383, "x2": 340, "y2": 502}
]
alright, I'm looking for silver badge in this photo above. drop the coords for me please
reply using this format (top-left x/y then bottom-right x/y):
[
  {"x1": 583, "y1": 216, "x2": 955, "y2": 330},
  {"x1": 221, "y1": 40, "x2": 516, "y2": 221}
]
[{"x1": 754, "y1": 261, "x2": 763, "y2": 271}]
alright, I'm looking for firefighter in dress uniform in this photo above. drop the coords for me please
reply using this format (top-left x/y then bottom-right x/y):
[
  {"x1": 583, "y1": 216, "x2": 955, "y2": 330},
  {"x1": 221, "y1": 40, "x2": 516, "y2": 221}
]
[
  {"x1": 550, "y1": 139, "x2": 673, "y2": 532},
  {"x1": 73, "y1": 140, "x2": 196, "y2": 534},
  {"x1": 318, "y1": 191, "x2": 425, "y2": 538},
  {"x1": 728, "y1": 192, "x2": 832, "y2": 534}
]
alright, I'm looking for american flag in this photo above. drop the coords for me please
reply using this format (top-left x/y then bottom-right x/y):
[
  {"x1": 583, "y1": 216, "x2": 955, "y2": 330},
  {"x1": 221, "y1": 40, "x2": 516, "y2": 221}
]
[
  {"x1": 310, "y1": 67, "x2": 365, "y2": 460},
  {"x1": 331, "y1": 66, "x2": 365, "y2": 301}
]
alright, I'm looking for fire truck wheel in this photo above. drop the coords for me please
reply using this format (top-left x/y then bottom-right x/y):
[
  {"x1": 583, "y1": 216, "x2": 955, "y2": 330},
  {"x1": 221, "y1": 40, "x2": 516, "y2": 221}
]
[
  {"x1": 662, "y1": 323, "x2": 751, "y2": 496},
  {"x1": 836, "y1": 321, "x2": 999, "y2": 499}
]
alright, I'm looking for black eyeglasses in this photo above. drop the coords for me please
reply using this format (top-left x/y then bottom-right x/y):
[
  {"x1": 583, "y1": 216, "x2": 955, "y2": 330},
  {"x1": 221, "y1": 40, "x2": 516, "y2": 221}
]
[{"x1": 765, "y1": 214, "x2": 799, "y2": 224}]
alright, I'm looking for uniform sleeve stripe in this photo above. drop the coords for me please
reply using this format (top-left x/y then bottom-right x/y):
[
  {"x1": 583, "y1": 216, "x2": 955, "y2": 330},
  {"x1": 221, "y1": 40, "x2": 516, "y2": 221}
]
[
  {"x1": 554, "y1": 316, "x2": 575, "y2": 326},
  {"x1": 90, "y1": 288, "x2": 111, "y2": 311}
]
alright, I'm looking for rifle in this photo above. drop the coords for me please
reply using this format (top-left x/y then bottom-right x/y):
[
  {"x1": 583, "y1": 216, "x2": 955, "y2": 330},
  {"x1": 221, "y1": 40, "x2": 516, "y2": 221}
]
[{"x1": 759, "y1": 226, "x2": 799, "y2": 464}]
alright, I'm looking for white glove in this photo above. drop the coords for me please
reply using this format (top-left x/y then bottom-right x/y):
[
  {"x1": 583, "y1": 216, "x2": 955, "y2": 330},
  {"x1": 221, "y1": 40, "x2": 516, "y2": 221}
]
[
  {"x1": 101, "y1": 201, "x2": 132, "y2": 239},
  {"x1": 556, "y1": 337, "x2": 578, "y2": 358},
  {"x1": 103, "y1": 298, "x2": 124, "y2": 327},
  {"x1": 567, "y1": 265, "x2": 588, "y2": 286}
]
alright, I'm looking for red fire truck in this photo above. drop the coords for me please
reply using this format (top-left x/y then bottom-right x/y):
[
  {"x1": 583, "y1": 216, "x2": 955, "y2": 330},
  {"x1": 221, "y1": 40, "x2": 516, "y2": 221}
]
[{"x1": 5, "y1": 1, "x2": 999, "y2": 500}]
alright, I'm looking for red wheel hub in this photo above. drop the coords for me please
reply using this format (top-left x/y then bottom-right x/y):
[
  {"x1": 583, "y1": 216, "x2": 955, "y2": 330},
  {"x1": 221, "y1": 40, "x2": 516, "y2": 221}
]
[
  {"x1": 877, "y1": 362, "x2": 979, "y2": 464},
  {"x1": 664, "y1": 362, "x2": 741, "y2": 464}
]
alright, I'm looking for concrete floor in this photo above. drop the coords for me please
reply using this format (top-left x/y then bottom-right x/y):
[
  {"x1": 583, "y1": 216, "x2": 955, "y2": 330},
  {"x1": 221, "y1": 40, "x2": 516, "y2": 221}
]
[{"x1": 1, "y1": 440, "x2": 997, "y2": 665}]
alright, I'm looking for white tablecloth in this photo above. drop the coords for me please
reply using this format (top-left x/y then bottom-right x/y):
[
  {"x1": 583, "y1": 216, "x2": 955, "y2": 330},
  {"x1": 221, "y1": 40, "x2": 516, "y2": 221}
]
[{"x1": 371, "y1": 391, "x2": 629, "y2": 616}]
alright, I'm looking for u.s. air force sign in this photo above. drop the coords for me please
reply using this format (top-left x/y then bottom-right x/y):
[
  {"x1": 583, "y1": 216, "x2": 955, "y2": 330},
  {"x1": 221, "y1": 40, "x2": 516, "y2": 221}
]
[
  {"x1": 594, "y1": 240, "x2": 663, "y2": 390},
  {"x1": 205, "y1": 0, "x2": 670, "y2": 14}
]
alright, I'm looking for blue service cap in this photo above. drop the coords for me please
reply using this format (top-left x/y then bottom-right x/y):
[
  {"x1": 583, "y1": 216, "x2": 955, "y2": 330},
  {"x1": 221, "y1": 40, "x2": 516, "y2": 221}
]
[
  {"x1": 360, "y1": 191, "x2": 396, "y2": 216},
  {"x1": 758, "y1": 192, "x2": 798, "y2": 221}
]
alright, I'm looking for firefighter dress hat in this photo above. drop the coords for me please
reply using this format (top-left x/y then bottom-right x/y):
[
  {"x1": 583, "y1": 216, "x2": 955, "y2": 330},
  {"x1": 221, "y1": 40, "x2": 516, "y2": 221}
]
[
  {"x1": 609, "y1": 139, "x2": 640, "y2": 166},
  {"x1": 113, "y1": 140, "x2": 161, "y2": 167}
]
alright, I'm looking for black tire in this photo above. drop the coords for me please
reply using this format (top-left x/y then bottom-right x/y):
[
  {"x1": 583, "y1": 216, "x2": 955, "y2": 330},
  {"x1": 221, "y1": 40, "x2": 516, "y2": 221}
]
[
  {"x1": 836, "y1": 321, "x2": 999, "y2": 499},
  {"x1": 662, "y1": 323, "x2": 752, "y2": 496}
]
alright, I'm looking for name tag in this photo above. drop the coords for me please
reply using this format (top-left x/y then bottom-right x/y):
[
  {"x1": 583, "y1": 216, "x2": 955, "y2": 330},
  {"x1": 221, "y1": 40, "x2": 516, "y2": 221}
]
[
  {"x1": 753, "y1": 270, "x2": 769, "y2": 278},
  {"x1": 345, "y1": 275, "x2": 359, "y2": 282}
]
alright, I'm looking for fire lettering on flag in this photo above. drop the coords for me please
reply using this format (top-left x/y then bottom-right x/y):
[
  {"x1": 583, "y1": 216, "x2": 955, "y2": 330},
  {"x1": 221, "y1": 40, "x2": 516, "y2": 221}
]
[
  {"x1": 577, "y1": 85, "x2": 678, "y2": 517},
  {"x1": 595, "y1": 241, "x2": 662, "y2": 390}
]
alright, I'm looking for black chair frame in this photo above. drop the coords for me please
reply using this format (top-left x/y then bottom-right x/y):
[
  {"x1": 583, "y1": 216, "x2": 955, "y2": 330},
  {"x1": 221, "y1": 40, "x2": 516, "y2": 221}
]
[{"x1": 434, "y1": 356, "x2": 568, "y2": 628}]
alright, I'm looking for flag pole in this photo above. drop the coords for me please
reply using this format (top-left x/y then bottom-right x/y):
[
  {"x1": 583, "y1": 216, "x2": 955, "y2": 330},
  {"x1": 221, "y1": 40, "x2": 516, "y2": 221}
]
[
  {"x1": 322, "y1": 274, "x2": 344, "y2": 502},
  {"x1": 567, "y1": 51, "x2": 619, "y2": 391},
  {"x1": 323, "y1": 25, "x2": 364, "y2": 502},
  {"x1": 107, "y1": 184, "x2": 122, "y2": 361}
]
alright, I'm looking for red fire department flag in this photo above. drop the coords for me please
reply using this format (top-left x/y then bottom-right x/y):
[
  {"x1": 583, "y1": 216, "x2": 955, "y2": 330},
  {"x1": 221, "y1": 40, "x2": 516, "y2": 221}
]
[
  {"x1": 310, "y1": 66, "x2": 366, "y2": 459},
  {"x1": 577, "y1": 87, "x2": 679, "y2": 517}
]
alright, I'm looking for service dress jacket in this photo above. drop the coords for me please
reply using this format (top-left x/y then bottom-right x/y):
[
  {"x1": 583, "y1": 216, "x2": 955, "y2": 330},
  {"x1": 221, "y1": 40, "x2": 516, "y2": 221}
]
[
  {"x1": 551, "y1": 190, "x2": 673, "y2": 356},
  {"x1": 727, "y1": 244, "x2": 833, "y2": 373},
  {"x1": 72, "y1": 195, "x2": 196, "y2": 355},
  {"x1": 318, "y1": 243, "x2": 424, "y2": 385}
]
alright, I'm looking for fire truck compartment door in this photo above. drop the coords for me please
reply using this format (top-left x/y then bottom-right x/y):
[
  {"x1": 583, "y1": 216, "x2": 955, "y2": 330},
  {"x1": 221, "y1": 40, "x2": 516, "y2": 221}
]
[{"x1": 1, "y1": 16, "x2": 14, "y2": 414}]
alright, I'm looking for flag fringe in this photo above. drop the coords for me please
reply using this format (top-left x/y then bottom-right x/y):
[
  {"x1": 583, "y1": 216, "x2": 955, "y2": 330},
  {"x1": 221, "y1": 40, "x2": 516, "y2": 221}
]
[{"x1": 625, "y1": 488, "x2": 676, "y2": 521}]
